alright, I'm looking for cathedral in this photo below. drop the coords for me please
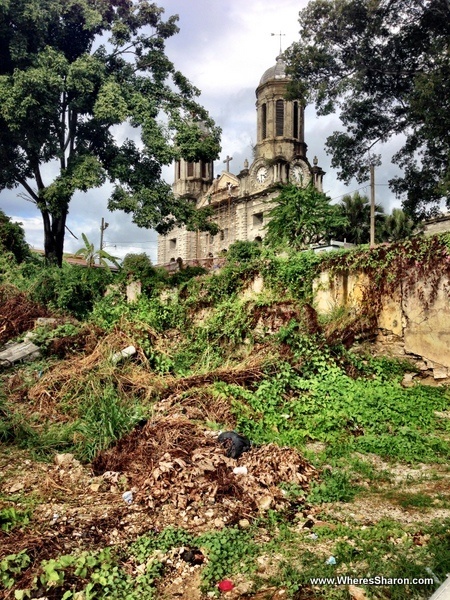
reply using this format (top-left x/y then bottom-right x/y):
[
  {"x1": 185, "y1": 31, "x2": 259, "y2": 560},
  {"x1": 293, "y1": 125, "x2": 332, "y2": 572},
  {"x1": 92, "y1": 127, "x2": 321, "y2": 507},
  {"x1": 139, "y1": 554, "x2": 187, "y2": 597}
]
[{"x1": 157, "y1": 54, "x2": 325, "y2": 265}]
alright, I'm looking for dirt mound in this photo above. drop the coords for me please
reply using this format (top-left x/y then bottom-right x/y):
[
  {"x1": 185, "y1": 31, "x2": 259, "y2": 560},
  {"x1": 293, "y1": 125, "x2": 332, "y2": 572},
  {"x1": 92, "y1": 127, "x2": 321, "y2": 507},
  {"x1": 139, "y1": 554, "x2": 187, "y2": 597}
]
[
  {"x1": 45, "y1": 324, "x2": 103, "y2": 358},
  {"x1": 0, "y1": 287, "x2": 51, "y2": 345},
  {"x1": 93, "y1": 417, "x2": 317, "y2": 524}
]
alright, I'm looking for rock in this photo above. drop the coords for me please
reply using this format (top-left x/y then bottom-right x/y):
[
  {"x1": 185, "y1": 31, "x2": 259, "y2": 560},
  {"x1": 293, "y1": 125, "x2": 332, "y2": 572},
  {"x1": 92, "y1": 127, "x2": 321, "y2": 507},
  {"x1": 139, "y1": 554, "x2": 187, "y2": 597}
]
[
  {"x1": 402, "y1": 372, "x2": 417, "y2": 387},
  {"x1": 35, "y1": 317, "x2": 58, "y2": 326},
  {"x1": 54, "y1": 453, "x2": 75, "y2": 466},
  {"x1": 233, "y1": 581, "x2": 252, "y2": 595},
  {"x1": 313, "y1": 520, "x2": 337, "y2": 530},
  {"x1": 349, "y1": 585, "x2": 367, "y2": 600},
  {"x1": 0, "y1": 340, "x2": 41, "y2": 366},
  {"x1": 8, "y1": 482, "x2": 24, "y2": 493},
  {"x1": 239, "y1": 518, "x2": 250, "y2": 529},
  {"x1": 416, "y1": 360, "x2": 429, "y2": 371},
  {"x1": 122, "y1": 491, "x2": 133, "y2": 504},
  {"x1": 257, "y1": 495, "x2": 273, "y2": 512},
  {"x1": 214, "y1": 518, "x2": 225, "y2": 528},
  {"x1": 433, "y1": 366, "x2": 449, "y2": 380},
  {"x1": 204, "y1": 509, "x2": 215, "y2": 519}
]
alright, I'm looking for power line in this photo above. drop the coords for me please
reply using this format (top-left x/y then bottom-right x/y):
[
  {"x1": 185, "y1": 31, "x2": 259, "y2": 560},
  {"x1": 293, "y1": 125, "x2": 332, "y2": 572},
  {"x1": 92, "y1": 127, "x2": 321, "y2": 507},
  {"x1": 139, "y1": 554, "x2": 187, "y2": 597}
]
[
  {"x1": 104, "y1": 240, "x2": 158, "y2": 245},
  {"x1": 328, "y1": 183, "x2": 391, "y2": 202}
]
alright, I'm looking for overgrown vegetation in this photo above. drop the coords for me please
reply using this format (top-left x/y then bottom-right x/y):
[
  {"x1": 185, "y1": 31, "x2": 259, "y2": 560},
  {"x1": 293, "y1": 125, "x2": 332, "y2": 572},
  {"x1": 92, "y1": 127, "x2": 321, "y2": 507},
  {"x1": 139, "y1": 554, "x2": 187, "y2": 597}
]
[{"x1": 1, "y1": 237, "x2": 450, "y2": 599}]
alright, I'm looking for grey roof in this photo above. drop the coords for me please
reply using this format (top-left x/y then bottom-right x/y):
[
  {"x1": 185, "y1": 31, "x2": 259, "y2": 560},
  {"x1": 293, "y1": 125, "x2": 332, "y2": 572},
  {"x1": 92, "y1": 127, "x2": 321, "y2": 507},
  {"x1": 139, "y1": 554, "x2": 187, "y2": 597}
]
[{"x1": 259, "y1": 55, "x2": 288, "y2": 85}]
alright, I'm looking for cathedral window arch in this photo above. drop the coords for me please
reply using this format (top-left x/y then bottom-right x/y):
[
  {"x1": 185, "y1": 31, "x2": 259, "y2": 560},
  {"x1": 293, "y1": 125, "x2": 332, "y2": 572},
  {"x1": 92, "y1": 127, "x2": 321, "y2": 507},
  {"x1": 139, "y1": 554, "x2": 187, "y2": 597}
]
[
  {"x1": 276, "y1": 99, "x2": 284, "y2": 136},
  {"x1": 293, "y1": 101, "x2": 299, "y2": 139},
  {"x1": 261, "y1": 103, "x2": 267, "y2": 139}
]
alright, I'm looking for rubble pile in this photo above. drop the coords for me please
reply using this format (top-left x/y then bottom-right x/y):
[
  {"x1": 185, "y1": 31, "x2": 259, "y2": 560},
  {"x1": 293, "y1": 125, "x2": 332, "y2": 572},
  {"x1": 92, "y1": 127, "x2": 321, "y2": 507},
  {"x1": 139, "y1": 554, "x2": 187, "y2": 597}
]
[{"x1": 93, "y1": 417, "x2": 317, "y2": 521}]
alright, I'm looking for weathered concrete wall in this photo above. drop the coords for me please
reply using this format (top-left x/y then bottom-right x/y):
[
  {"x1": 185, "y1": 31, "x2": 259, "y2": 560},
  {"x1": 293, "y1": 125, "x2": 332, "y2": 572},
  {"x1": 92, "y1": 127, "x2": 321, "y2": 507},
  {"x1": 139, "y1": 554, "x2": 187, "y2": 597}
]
[{"x1": 314, "y1": 269, "x2": 450, "y2": 377}]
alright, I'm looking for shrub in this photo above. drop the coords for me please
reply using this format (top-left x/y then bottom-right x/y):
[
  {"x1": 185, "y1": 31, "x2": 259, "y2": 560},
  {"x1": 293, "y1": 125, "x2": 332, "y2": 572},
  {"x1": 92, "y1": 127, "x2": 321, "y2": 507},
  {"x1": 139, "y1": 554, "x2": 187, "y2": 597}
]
[
  {"x1": 29, "y1": 264, "x2": 115, "y2": 318},
  {"x1": 0, "y1": 210, "x2": 31, "y2": 263},
  {"x1": 225, "y1": 240, "x2": 262, "y2": 263},
  {"x1": 120, "y1": 253, "x2": 168, "y2": 293}
]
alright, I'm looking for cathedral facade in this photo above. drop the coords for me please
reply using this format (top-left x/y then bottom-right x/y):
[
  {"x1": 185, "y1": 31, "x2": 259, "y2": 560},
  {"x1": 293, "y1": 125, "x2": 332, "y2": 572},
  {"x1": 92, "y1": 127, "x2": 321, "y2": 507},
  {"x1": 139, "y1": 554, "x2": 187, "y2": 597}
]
[{"x1": 157, "y1": 55, "x2": 325, "y2": 265}]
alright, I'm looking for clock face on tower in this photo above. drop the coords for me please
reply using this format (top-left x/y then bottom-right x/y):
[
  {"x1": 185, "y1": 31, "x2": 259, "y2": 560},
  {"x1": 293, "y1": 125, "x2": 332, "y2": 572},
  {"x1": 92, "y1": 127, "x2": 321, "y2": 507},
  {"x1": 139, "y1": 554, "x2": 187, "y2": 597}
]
[
  {"x1": 290, "y1": 162, "x2": 311, "y2": 185},
  {"x1": 256, "y1": 166, "x2": 268, "y2": 184}
]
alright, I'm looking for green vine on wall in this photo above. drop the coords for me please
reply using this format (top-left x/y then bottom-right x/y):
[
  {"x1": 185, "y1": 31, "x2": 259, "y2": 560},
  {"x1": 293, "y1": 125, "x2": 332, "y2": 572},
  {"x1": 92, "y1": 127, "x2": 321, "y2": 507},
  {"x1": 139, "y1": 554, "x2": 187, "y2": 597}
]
[{"x1": 318, "y1": 234, "x2": 450, "y2": 314}]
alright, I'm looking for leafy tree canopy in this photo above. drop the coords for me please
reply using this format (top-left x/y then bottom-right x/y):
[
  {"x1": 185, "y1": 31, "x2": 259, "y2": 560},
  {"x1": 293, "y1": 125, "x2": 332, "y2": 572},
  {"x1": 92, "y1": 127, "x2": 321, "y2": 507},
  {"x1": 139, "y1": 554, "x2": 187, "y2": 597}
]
[
  {"x1": 0, "y1": 209, "x2": 30, "y2": 263},
  {"x1": 330, "y1": 191, "x2": 385, "y2": 244},
  {"x1": 382, "y1": 208, "x2": 418, "y2": 242},
  {"x1": 264, "y1": 184, "x2": 348, "y2": 250},
  {"x1": 285, "y1": 0, "x2": 450, "y2": 220},
  {"x1": 0, "y1": 0, "x2": 221, "y2": 265}
]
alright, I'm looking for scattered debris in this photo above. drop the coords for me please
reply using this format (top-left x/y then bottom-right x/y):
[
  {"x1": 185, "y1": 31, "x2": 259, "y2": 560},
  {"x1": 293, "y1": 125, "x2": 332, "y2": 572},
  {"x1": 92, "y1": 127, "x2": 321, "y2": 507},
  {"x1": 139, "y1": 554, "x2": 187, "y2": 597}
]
[
  {"x1": 112, "y1": 345, "x2": 137, "y2": 364},
  {"x1": 218, "y1": 579, "x2": 234, "y2": 592},
  {"x1": 180, "y1": 548, "x2": 204, "y2": 565},
  {"x1": 0, "y1": 339, "x2": 41, "y2": 367},
  {"x1": 218, "y1": 431, "x2": 251, "y2": 459},
  {"x1": 233, "y1": 466, "x2": 248, "y2": 476},
  {"x1": 92, "y1": 417, "x2": 317, "y2": 522},
  {"x1": 426, "y1": 567, "x2": 442, "y2": 585},
  {"x1": 122, "y1": 491, "x2": 133, "y2": 504}
]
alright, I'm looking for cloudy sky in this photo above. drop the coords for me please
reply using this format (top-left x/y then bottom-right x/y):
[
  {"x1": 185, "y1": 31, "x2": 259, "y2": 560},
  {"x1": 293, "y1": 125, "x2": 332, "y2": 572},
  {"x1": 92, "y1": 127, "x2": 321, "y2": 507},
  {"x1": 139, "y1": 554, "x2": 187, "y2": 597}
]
[{"x1": 0, "y1": 0, "x2": 401, "y2": 264}]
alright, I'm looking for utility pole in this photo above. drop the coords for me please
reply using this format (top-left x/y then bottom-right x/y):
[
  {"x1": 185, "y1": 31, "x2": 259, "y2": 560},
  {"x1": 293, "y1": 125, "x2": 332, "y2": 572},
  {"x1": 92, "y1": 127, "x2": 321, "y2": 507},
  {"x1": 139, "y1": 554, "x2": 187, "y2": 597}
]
[
  {"x1": 99, "y1": 217, "x2": 109, "y2": 265},
  {"x1": 370, "y1": 163, "x2": 375, "y2": 248}
]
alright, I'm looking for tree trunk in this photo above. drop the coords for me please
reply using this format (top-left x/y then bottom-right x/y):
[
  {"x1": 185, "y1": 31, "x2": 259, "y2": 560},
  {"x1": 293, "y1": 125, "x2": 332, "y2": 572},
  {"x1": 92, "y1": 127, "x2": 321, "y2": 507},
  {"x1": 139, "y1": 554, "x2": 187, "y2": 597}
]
[{"x1": 42, "y1": 208, "x2": 68, "y2": 267}]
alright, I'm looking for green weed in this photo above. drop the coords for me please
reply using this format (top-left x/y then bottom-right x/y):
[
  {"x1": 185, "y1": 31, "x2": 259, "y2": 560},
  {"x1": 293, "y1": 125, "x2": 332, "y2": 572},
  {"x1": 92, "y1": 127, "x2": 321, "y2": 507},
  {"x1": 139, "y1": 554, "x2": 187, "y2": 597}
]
[
  {"x1": 308, "y1": 469, "x2": 359, "y2": 503},
  {"x1": 197, "y1": 526, "x2": 258, "y2": 591},
  {"x1": 389, "y1": 492, "x2": 434, "y2": 510},
  {"x1": 0, "y1": 551, "x2": 31, "y2": 590},
  {"x1": 74, "y1": 383, "x2": 144, "y2": 462},
  {"x1": 0, "y1": 507, "x2": 30, "y2": 532}
]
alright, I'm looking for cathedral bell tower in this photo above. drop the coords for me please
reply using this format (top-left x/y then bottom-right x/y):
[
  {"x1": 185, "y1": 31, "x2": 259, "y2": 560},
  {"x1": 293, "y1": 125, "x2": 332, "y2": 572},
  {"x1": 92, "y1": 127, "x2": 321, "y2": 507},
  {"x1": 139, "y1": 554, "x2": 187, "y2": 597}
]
[
  {"x1": 255, "y1": 54, "x2": 307, "y2": 162},
  {"x1": 172, "y1": 158, "x2": 214, "y2": 200},
  {"x1": 249, "y1": 54, "x2": 322, "y2": 189}
]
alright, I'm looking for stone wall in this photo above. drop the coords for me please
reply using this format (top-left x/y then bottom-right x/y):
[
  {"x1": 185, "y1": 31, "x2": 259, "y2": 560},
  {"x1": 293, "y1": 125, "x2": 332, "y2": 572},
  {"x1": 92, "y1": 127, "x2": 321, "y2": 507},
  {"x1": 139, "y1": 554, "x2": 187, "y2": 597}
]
[{"x1": 313, "y1": 270, "x2": 450, "y2": 379}]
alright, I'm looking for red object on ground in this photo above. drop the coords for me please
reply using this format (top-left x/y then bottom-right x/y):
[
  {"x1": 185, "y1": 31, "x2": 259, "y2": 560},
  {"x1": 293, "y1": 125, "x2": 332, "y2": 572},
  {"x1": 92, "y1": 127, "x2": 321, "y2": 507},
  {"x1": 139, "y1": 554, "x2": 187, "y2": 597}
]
[{"x1": 218, "y1": 579, "x2": 234, "y2": 592}]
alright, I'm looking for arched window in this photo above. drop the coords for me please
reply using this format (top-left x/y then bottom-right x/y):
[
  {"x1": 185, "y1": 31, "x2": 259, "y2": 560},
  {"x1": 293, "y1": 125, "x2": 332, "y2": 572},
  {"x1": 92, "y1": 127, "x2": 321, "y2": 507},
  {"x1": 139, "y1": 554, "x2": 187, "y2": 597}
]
[
  {"x1": 261, "y1": 103, "x2": 267, "y2": 139},
  {"x1": 276, "y1": 99, "x2": 284, "y2": 136},
  {"x1": 293, "y1": 101, "x2": 299, "y2": 139},
  {"x1": 187, "y1": 162, "x2": 194, "y2": 177}
]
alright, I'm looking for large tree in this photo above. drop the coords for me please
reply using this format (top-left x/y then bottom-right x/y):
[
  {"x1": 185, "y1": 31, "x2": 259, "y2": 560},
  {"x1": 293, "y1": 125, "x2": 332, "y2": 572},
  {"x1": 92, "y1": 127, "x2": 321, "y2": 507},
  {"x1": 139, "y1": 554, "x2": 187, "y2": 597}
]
[
  {"x1": 330, "y1": 192, "x2": 385, "y2": 244},
  {"x1": 0, "y1": 0, "x2": 221, "y2": 265},
  {"x1": 381, "y1": 208, "x2": 418, "y2": 242},
  {"x1": 285, "y1": 0, "x2": 450, "y2": 220},
  {"x1": 264, "y1": 184, "x2": 348, "y2": 250}
]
